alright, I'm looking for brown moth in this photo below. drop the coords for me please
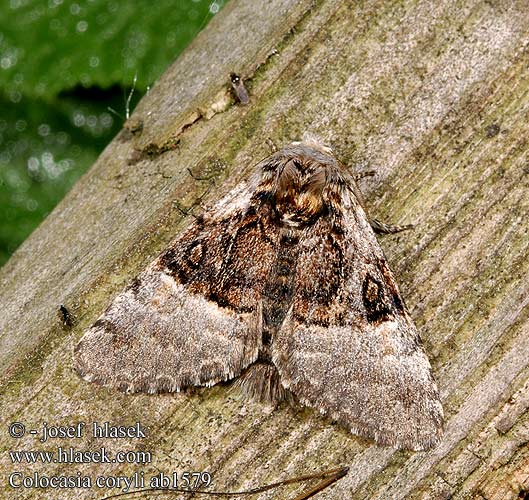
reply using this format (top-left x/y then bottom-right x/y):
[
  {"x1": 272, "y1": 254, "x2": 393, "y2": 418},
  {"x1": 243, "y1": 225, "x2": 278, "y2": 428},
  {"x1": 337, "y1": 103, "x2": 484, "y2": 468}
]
[{"x1": 75, "y1": 139, "x2": 443, "y2": 451}]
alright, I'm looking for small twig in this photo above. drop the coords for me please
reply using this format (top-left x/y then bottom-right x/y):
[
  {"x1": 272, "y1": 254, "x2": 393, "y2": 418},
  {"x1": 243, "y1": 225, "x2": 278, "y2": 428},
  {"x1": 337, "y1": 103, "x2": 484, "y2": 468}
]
[
  {"x1": 126, "y1": 73, "x2": 138, "y2": 120},
  {"x1": 107, "y1": 106, "x2": 124, "y2": 121},
  {"x1": 99, "y1": 466, "x2": 348, "y2": 500},
  {"x1": 292, "y1": 466, "x2": 349, "y2": 500},
  {"x1": 107, "y1": 72, "x2": 138, "y2": 122}
]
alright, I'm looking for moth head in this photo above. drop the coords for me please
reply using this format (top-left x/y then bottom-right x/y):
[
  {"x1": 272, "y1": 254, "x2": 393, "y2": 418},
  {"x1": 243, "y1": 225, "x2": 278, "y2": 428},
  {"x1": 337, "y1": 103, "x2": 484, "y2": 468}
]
[
  {"x1": 271, "y1": 146, "x2": 344, "y2": 227},
  {"x1": 254, "y1": 137, "x2": 349, "y2": 226}
]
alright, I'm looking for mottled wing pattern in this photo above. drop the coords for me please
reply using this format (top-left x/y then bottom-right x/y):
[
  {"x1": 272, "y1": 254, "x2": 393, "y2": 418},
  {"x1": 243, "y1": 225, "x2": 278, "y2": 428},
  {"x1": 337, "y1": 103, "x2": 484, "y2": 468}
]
[
  {"x1": 272, "y1": 187, "x2": 443, "y2": 450},
  {"x1": 75, "y1": 182, "x2": 281, "y2": 393},
  {"x1": 75, "y1": 139, "x2": 442, "y2": 450}
]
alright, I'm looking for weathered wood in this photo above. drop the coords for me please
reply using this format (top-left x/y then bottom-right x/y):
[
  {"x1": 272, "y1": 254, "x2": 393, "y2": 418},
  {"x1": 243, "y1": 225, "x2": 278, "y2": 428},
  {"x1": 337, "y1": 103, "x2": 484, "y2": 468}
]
[{"x1": 1, "y1": 0, "x2": 528, "y2": 499}]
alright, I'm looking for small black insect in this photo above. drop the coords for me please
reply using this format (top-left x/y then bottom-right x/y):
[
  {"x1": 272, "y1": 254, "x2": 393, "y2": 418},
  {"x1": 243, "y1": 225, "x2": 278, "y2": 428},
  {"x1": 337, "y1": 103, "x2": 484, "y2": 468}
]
[{"x1": 58, "y1": 305, "x2": 74, "y2": 328}]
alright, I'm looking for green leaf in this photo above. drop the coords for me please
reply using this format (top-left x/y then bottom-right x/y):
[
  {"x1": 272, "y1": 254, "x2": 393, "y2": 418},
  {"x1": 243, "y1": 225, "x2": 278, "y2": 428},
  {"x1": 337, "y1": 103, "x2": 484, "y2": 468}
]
[
  {"x1": 0, "y1": 0, "x2": 222, "y2": 97},
  {"x1": 0, "y1": 0, "x2": 226, "y2": 266}
]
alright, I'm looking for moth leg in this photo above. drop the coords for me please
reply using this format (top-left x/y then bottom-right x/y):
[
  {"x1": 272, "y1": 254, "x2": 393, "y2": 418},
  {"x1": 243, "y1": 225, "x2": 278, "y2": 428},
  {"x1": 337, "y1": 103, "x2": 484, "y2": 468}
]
[
  {"x1": 354, "y1": 170, "x2": 376, "y2": 181},
  {"x1": 370, "y1": 218, "x2": 414, "y2": 234},
  {"x1": 173, "y1": 181, "x2": 214, "y2": 219},
  {"x1": 349, "y1": 173, "x2": 413, "y2": 234},
  {"x1": 172, "y1": 200, "x2": 196, "y2": 218}
]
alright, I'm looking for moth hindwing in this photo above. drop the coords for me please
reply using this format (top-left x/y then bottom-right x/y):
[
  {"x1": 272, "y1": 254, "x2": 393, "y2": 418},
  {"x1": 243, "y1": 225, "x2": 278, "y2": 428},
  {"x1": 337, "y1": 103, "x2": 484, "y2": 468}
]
[{"x1": 75, "y1": 140, "x2": 443, "y2": 451}]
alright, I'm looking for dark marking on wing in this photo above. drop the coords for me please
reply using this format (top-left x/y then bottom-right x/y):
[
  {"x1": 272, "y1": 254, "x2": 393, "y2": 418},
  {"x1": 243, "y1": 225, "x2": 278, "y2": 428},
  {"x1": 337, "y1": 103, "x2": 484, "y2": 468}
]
[
  {"x1": 376, "y1": 257, "x2": 406, "y2": 314},
  {"x1": 362, "y1": 273, "x2": 393, "y2": 323},
  {"x1": 156, "y1": 205, "x2": 279, "y2": 313}
]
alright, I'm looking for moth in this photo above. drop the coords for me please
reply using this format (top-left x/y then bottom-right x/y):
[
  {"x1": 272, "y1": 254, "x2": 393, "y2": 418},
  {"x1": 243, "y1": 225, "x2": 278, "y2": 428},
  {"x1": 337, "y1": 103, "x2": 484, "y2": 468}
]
[{"x1": 75, "y1": 139, "x2": 443, "y2": 451}]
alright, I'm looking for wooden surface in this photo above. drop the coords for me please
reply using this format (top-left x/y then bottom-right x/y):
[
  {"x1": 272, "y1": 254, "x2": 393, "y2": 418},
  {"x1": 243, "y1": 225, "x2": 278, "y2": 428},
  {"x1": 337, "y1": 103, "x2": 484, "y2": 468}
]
[{"x1": 1, "y1": 0, "x2": 528, "y2": 498}]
